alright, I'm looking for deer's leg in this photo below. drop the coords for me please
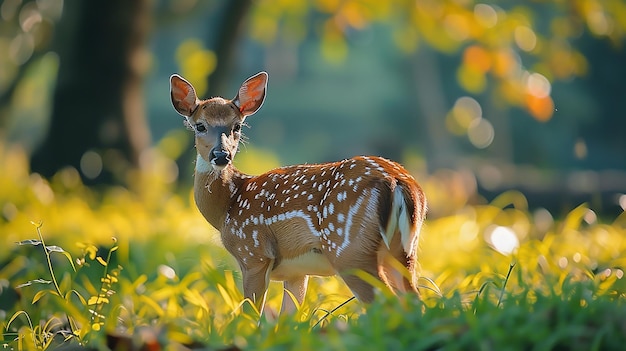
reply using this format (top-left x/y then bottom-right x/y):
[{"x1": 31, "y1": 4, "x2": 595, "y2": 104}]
[
  {"x1": 377, "y1": 245, "x2": 419, "y2": 296},
  {"x1": 241, "y1": 258, "x2": 274, "y2": 313},
  {"x1": 339, "y1": 271, "x2": 377, "y2": 303},
  {"x1": 336, "y1": 254, "x2": 381, "y2": 303},
  {"x1": 400, "y1": 252, "x2": 420, "y2": 296},
  {"x1": 281, "y1": 275, "x2": 309, "y2": 314}
]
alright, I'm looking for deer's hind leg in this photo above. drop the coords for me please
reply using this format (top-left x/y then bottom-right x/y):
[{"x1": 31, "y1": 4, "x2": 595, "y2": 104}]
[
  {"x1": 377, "y1": 234, "x2": 420, "y2": 296},
  {"x1": 335, "y1": 243, "x2": 383, "y2": 303}
]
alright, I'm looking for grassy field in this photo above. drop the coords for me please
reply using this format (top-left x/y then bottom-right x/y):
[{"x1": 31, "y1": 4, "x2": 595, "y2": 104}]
[{"x1": 1, "y1": 142, "x2": 625, "y2": 350}]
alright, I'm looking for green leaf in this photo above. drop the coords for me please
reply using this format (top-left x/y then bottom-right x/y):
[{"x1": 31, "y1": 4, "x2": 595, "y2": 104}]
[
  {"x1": 16, "y1": 239, "x2": 42, "y2": 246},
  {"x1": 65, "y1": 289, "x2": 87, "y2": 306},
  {"x1": 46, "y1": 246, "x2": 77, "y2": 272},
  {"x1": 59, "y1": 271, "x2": 72, "y2": 293},
  {"x1": 16, "y1": 279, "x2": 52, "y2": 288},
  {"x1": 46, "y1": 245, "x2": 65, "y2": 252},
  {"x1": 7, "y1": 310, "x2": 32, "y2": 330}
]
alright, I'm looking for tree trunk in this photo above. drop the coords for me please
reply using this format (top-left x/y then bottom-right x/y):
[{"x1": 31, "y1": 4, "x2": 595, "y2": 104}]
[
  {"x1": 412, "y1": 47, "x2": 458, "y2": 170},
  {"x1": 31, "y1": 0, "x2": 151, "y2": 185}
]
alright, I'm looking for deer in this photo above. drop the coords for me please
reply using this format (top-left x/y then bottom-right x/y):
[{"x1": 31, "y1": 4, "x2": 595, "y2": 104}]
[{"x1": 169, "y1": 71, "x2": 427, "y2": 315}]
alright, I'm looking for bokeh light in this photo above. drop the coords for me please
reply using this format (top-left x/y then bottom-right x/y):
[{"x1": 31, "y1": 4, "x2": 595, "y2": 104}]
[{"x1": 487, "y1": 225, "x2": 520, "y2": 255}]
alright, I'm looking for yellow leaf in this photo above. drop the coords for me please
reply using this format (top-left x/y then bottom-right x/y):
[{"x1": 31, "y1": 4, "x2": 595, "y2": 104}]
[
  {"x1": 525, "y1": 93, "x2": 554, "y2": 122},
  {"x1": 217, "y1": 284, "x2": 236, "y2": 311},
  {"x1": 32, "y1": 289, "x2": 54, "y2": 304},
  {"x1": 183, "y1": 289, "x2": 209, "y2": 312},
  {"x1": 321, "y1": 21, "x2": 348, "y2": 64},
  {"x1": 87, "y1": 296, "x2": 99, "y2": 305},
  {"x1": 96, "y1": 257, "x2": 107, "y2": 266},
  {"x1": 457, "y1": 64, "x2": 487, "y2": 94},
  {"x1": 86, "y1": 245, "x2": 98, "y2": 260},
  {"x1": 139, "y1": 295, "x2": 165, "y2": 317},
  {"x1": 463, "y1": 45, "x2": 491, "y2": 73},
  {"x1": 561, "y1": 204, "x2": 588, "y2": 233},
  {"x1": 87, "y1": 296, "x2": 109, "y2": 305}
]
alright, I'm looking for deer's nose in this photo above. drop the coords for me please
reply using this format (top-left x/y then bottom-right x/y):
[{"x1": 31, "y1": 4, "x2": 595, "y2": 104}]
[{"x1": 210, "y1": 150, "x2": 230, "y2": 166}]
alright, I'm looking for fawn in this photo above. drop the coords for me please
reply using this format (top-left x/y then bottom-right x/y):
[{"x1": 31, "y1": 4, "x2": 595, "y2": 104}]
[{"x1": 170, "y1": 72, "x2": 427, "y2": 314}]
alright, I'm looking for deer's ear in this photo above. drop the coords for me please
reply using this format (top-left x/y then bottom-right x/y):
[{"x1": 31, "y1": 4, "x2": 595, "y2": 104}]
[
  {"x1": 233, "y1": 72, "x2": 267, "y2": 117},
  {"x1": 170, "y1": 74, "x2": 199, "y2": 117}
]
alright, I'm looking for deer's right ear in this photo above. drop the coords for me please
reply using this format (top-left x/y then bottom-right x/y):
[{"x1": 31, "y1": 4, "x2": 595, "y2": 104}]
[
  {"x1": 170, "y1": 74, "x2": 199, "y2": 117},
  {"x1": 233, "y1": 72, "x2": 268, "y2": 117}
]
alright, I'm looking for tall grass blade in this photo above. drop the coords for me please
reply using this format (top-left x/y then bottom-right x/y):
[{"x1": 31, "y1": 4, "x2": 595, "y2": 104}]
[{"x1": 497, "y1": 261, "x2": 516, "y2": 308}]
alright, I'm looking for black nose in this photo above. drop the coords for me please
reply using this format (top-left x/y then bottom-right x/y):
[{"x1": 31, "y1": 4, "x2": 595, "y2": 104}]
[{"x1": 210, "y1": 150, "x2": 230, "y2": 166}]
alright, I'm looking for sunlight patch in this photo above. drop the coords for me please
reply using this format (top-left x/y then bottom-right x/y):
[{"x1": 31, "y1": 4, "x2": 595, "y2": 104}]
[
  {"x1": 486, "y1": 225, "x2": 519, "y2": 255},
  {"x1": 158, "y1": 264, "x2": 177, "y2": 280}
]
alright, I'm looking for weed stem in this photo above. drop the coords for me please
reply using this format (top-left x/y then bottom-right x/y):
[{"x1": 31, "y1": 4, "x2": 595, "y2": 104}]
[
  {"x1": 497, "y1": 261, "x2": 516, "y2": 308},
  {"x1": 34, "y1": 223, "x2": 77, "y2": 336},
  {"x1": 312, "y1": 296, "x2": 356, "y2": 329}
]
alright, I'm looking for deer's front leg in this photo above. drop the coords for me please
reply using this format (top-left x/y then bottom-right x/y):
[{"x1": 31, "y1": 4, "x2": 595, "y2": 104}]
[
  {"x1": 282, "y1": 275, "x2": 309, "y2": 314},
  {"x1": 241, "y1": 258, "x2": 274, "y2": 314}
]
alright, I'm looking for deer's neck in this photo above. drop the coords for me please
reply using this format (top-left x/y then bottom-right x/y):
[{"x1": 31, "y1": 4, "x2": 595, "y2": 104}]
[{"x1": 193, "y1": 155, "x2": 248, "y2": 231}]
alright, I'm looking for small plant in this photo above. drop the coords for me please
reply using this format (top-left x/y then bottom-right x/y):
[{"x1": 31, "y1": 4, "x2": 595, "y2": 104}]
[
  {"x1": 82, "y1": 238, "x2": 121, "y2": 335},
  {"x1": 5, "y1": 222, "x2": 120, "y2": 350}
]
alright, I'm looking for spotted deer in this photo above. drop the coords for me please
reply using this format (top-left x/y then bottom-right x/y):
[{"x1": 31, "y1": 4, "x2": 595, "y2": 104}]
[{"x1": 170, "y1": 72, "x2": 427, "y2": 314}]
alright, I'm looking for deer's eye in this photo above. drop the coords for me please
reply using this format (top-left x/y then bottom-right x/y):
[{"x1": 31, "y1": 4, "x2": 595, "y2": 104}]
[{"x1": 195, "y1": 123, "x2": 207, "y2": 133}]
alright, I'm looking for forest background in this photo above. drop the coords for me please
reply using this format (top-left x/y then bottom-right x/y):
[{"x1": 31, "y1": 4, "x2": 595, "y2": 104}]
[
  {"x1": 2, "y1": 0, "x2": 625, "y2": 217},
  {"x1": 1, "y1": 0, "x2": 626, "y2": 349}
]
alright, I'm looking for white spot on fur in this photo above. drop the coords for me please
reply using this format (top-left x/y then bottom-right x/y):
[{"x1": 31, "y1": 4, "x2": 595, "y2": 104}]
[
  {"x1": 252, "y1": 230, "x2": 260, "y2": 247},
  {"x1": 338, "y1": 191, "x2": 367, "y2": 256},
  {"x1": 264, "y1": 210, "x2": 320, "y2": 237}
]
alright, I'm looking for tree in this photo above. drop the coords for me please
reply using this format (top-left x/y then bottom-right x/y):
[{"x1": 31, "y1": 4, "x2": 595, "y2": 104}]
[{"x1": 30, "y1": 0, "x2": 152, "y2": 184}]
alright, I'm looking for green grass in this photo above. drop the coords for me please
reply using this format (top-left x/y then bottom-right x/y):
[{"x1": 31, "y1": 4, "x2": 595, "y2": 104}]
[{"x1": 0, "y1": 142, "x2": 625, "y2": 350}]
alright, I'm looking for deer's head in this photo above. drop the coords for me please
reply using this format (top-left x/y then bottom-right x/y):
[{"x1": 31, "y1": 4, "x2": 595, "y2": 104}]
[{"x1": 170, "y1": 72, "x2": 268, "y2": 172}]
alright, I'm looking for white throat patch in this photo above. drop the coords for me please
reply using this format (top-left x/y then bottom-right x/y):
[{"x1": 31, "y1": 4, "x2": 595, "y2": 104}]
[{"x1": 195, "y1": 154, "x2": 212, "y2": 174}]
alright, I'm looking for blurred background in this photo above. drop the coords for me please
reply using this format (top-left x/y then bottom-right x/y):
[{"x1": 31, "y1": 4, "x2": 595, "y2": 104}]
[{"x1": 1, "y1": 0, "x2": 625, "y2": 218}]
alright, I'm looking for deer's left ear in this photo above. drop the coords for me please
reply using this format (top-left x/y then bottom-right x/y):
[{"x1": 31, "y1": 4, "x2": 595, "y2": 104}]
[{"x1": 233, "y1": 72, "x2": 268, "y2": 117}]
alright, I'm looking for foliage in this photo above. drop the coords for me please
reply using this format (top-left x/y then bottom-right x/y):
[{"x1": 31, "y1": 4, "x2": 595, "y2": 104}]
[
  {"x1": 249, "y1": 0, "x2": 626, "y2": 123},
  {"x1": 0, "y1": 142, "x2": 625, "y2": 350},
  {"x1": 5, "y1": 224, "x2": 119, "y2": 349}
]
